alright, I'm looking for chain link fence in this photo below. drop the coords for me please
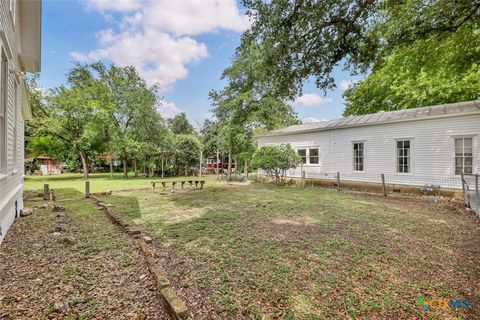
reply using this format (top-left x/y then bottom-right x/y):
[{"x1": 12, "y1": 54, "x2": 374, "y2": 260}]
[{"x1": 461, "y1": 173, "x2": 479, "y2": 217}]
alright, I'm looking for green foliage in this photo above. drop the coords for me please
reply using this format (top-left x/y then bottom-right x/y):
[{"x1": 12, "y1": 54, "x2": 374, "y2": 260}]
[
  {"x1": 26, "y1": 136, "x2": 67, "y2": 162},
  {"x1": 251, "y1": 144, "x2": 301, "y2": 184},
  {"x1": 174, "y1": 135, "x2": 201, "y2": 175},
  {"x1": 343, "y1": 26, "x2": 480, "y2": 114},
  {"x1": 238, "y1": 0, "x2": 479, "y2": 99},
  {"x1": 168, "y1": 113, "x2": 195, "y2": 135}
]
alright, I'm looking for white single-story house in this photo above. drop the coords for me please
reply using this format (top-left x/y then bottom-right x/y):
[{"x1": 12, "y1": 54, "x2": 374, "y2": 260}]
[
  {"x1": 0, "y1": 0, "x2": 42, "y2": 244},
  {"x1": 257, "y1": 100, "x2": 480, "y2": 194}
]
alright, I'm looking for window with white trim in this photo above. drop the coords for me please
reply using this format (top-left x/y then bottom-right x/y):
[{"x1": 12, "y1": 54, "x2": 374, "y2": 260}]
[
  {"x1": 0, "y1": 49, "x2": 7, "y2": 174},
  {"x1": 396, "y1": 140, "x2": 411, "y2": 173},
  {"x1": 455, "y1": 137, "x2": 473, "y2": 175},
  {"x1": 309, "y1": 148, "x2": 319, "y2": 164},
  {"x1": 353, "y1": 142, "x2": 364, "y2": 171},
  {"x1": 297, "y1": 149, "x2": 307, "y2": 164}
]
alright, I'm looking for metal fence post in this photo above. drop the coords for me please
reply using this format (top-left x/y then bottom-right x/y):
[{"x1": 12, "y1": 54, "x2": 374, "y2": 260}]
[
  {"x1": 301, "y1": 170, "x2": 305, "y2": 188},
  {"x1": 461, "y1": 173, "x2": 466, "y2": 205},
  {"x1": 337, "y1": 172, "x2": 341, "y2": 191}
]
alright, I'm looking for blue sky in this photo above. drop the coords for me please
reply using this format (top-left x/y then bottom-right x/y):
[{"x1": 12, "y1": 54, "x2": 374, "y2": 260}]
[{"x1": 39, "y1": 0, "x2": 360, "y2": 127}]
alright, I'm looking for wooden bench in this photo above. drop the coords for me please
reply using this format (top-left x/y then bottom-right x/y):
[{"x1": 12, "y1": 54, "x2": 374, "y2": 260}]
[{"x1": 151, "y1": 180, "x2": 205, "y2": 192}]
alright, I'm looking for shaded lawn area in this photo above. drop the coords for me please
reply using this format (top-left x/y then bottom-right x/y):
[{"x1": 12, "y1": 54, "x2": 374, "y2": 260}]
[
  {"x1": 98, "y1": 182, "x2": 480, "y2": 319},
  {"x1": 24, "y1": 173, "x2": 218, "y2": 194},
  {"x1": 0, "y1": 188, "x2": 169, "y2": 319}
]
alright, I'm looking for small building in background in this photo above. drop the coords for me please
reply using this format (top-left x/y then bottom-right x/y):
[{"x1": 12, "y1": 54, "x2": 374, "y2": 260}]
[
  {"x1": 35, "y1": 156, "x2": 63, "y2": 175},
  {"x1": 0, "y1": 0, "x2": 42, "y2": 244},
  {"x1": 257, "y1": 100, "x2": 480, "y2": 197}
]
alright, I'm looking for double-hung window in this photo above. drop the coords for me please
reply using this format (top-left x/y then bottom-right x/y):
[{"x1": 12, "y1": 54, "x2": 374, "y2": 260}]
[
  {"x1": 455, "y1": 137, "x2": 473, "y2": 175},
  {"x1": 309, "y1": 148, "x2": 319, "y2": 164},
  {"x1": 0, "y1": 49, "x2": 7, "y2": 174},
  {"x1": 297, "y1": 149, "x2": 307, "y2": 164},
  {"x1": 353, "y1": 142, "x2": 364, "y2": 171},
  {"x1": 396, "y1": 140, "x2": 411, "y2": 173}
]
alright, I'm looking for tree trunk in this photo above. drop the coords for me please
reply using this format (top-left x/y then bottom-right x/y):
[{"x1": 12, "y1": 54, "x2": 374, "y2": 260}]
[
  {"x1": 216, "y1": 150, "x2": 220, "y2": 180},
  {"x1": 79, "y1": 150, "x2": 89, "y2": 180},
  {"x1": 134, "y1": 159, "x2": 138, "y2": 177},
  {"x1": 123, "y1": 158, "x2": 128, "y2": 178},
  {"x1": 161, "y1": 157, "x2": 164, "y2": 178},
  {"x1": 244, "y1": 160, "x2": 248, "y2": 179},
  {"x1": 143, "y1": 157, "x2": 146, "y2": 177},
  {"x1": 109, "y1": 156, "x2": 114, "y2": 179},
  {"x1": 199, "y1": 150, "x2": 203, "y2": 178},
  {"x1": 228, "y1": 151, "x2": 232, "y2": 181}
]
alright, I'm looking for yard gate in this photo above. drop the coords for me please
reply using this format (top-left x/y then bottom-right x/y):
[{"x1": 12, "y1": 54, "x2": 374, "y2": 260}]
[{"x1": 461, "y1": 173, "x2": 479, "y2": 217}]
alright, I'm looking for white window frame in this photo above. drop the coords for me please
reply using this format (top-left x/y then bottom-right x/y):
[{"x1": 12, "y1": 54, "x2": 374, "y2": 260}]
[
  {"x1": 296, "y1": 147, "x2": 320, "y2": 165},
  {"x1": 396, "y1": 139, "x2": 412, "y2": 174},
  {"x1": 352, "y1": 141, "x2": 365, "y2": 172},
  {"x1": 297, "y1": 148, "x2": 307, "y2": 164},
  {"x1": 453, "y1": 136, "x2": 475, "y2": 175},
  {"x1": 308, "y1": 148, "x2": 319, "y2": 165}
]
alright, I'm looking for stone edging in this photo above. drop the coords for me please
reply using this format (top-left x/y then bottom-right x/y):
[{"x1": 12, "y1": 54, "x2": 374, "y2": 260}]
[{"x1": 89, "y1": 195, "x2": 189, "y2": 320}]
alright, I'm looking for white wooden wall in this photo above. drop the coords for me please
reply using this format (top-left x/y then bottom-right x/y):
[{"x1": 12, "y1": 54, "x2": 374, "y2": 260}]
[
  {"x1": 258, "y1": 114, "x2": 480, "y2": 189},
  {"x1": 0, "y1": 0, "x2": 27, "y2": 244}
]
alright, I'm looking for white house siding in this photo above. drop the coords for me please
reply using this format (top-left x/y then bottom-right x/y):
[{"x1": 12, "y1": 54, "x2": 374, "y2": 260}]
[
  {"x1": 0, "y1": 0, "x2": 31, "y2": 244},
  {"x1": 257, "y1": 114, "x2": 480, "y2": 190}
]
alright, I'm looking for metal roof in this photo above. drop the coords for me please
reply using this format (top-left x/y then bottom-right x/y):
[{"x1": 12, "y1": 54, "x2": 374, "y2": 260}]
[{"x1": 258, "y1": 100, "x2": 480, "y2": 137}]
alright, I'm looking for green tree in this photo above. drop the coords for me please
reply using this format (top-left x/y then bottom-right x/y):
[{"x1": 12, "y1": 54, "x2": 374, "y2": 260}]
[
  {"x1": 168, "y1": 113, "x2": 195, "y2": 135},
  {"x1": 70, "y1": 62, "x2": 165, "y2": 178},
  {"x1": 174, "y1": 135, "x2": 201, "y2": 176},
  {"x1": 343, "y1": 25, "x2": 480, "y2": 115},
  {"x1": 27, "y1": 83, "x2": 106, "y2": 179},
  {"x1": 237, "y1": 0, "x2": 478, "y2": 99},
  {"x1": 251, "y1": 144, "x2": 301, "y2": 184}
]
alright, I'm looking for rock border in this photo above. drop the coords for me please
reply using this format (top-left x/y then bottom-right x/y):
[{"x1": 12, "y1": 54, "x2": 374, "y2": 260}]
[{"x1": 89, "y1": 194, "x2": 189, "y2": 320}]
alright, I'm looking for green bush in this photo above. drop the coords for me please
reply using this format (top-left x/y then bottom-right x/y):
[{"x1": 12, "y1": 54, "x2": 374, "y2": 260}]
[{"x1": 251, "y1": 144, "x2": 301, "y2": 184}]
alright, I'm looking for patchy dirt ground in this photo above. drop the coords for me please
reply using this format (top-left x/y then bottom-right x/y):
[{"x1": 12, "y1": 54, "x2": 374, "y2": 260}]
[
  {"x1": 99, "y1": 183, "x2": 480, "y2": 319},
  {"x1": 0, "y1": 189, "x2": 169, "y2": 320}
]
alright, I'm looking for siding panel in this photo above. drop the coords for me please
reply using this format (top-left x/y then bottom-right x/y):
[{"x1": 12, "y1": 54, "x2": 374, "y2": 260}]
[{"x1": 258, "y1": 115, "x2": 480, "y2": 189}]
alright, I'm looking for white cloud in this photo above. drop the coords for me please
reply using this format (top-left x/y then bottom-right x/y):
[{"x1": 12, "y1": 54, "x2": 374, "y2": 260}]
[
  {"x1": 73, "y1": 0, "x2": 250, "y2": 91},
  {"x1": 84, "y1": 0, "x2": 141, "y2": 12},
  {"x1": 156, "y1": 101, "x2": 183, "y2": 118},
  {"x1": 339, "y1": 80, "x2": 355, "y2": 91},
  {"x1": 292, "y1": 93, "x2": 333, "y2": 107},
  {"x1": 302, "y1": 117, "x2": 328, "y2": 124}
]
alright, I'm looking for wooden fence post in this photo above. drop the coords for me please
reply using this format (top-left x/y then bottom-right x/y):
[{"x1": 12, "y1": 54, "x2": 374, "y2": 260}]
[
  {"x1": 336, "y1": 172, "x2": 340, "y2": 191},
  {"x1": 301, "y1": 170, "x2": 306, "y2": 188},
  {"x1": 85, "y1": 181, "x2": 90, "y2": 198},
  {"x1": 381, "y1": 173, "x2": 387, "y2": 196},
  {"x1": 476, "y1": 174, "x2": 479, "y2": 217},
  {"x1": 43, "y1": 184, "x2": 49, "y2": 200},
  {"x1": 152, "y1": 182, "x2": 156, "y2": 193}
]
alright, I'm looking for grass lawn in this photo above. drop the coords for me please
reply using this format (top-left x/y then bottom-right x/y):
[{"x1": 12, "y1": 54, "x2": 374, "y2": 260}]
[
  {"x1": 91, "y1": 180, "x2": 480, "y2": 319},
  {"x1": 24, "y1": 173, "x2": 218, "y2": 194},
  {"x1": 0, "y1": 188, "x2": 169, "y2": 319}
]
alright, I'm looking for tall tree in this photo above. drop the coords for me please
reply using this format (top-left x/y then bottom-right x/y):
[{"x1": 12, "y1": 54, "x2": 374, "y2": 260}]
[
  {"x1": 70, "y1": 62, "x2": 164, "y2": 178},
  {"x1": 27, "y1": 82, "x2": 106, "y2": 179},
  {"x1": 238, "y1": 0, "x2": 479, "y2": 99},
  {"x1": 343, "y1": 25, "x2": 480, "y2": 115},
  {"x1": 168, "y1": 113, "x2": 195, "y2": 135}
]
